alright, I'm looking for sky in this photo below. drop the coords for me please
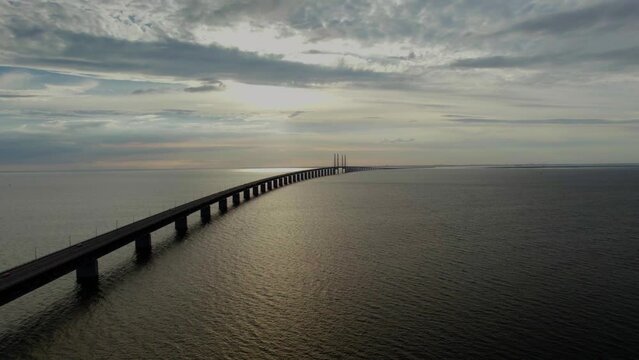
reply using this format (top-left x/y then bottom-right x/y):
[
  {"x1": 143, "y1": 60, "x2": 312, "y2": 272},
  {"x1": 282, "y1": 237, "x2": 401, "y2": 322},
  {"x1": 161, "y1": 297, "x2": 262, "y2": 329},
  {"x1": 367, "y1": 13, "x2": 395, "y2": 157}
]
[{"x1": 0, "y1": 0, "x2": 638, "y2": 170}]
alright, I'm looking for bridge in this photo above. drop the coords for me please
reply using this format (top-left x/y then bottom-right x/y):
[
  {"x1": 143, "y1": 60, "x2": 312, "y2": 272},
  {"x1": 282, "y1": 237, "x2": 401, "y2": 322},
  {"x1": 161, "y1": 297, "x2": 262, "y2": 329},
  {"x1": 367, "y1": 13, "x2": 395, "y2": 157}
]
[{"x1": 0, "y1": 164, "x2": 383, "y2": 306}]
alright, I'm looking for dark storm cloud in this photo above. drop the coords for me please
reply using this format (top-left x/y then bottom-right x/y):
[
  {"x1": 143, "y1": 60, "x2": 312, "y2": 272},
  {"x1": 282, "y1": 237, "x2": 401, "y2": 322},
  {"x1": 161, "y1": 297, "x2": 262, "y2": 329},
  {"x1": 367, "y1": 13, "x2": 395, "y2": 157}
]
[
  {"x1": 502, "y1": 0, "x2": 639, "y2": 35},
  {"x1": 2, "y1": 24, "x2": 389, "y2": 87}
]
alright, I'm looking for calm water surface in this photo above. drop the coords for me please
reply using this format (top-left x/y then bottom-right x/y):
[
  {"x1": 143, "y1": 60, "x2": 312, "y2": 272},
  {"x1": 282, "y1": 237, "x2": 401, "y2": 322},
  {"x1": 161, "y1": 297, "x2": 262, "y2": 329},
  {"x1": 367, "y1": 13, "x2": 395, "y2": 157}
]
[{"x1": 1, "y1": 167, "x2": 638, "y2": 358}]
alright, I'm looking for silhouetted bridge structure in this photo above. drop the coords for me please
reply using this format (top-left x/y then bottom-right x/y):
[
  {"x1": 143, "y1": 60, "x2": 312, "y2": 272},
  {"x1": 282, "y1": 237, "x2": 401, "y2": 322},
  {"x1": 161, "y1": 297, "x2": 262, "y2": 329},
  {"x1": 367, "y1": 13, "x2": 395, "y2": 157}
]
[{"x1": 0, "y1": 165, "x2": 385, "y2": 306}]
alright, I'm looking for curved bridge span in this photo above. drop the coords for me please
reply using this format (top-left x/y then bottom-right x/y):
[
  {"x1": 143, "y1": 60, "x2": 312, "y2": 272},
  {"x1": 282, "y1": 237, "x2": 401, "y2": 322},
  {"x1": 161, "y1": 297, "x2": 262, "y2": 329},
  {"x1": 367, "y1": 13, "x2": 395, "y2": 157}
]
[{"x1": 0, "y1": 166, "x2": 383, "y2": 306}]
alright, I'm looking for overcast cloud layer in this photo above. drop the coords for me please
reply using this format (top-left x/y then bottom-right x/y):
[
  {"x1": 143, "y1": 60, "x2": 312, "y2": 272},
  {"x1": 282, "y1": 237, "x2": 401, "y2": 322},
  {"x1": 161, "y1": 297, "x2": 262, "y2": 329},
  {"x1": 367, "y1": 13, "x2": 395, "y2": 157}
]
[{"x1": 0, "y1": 0, "x2": 638, "y2": 170}]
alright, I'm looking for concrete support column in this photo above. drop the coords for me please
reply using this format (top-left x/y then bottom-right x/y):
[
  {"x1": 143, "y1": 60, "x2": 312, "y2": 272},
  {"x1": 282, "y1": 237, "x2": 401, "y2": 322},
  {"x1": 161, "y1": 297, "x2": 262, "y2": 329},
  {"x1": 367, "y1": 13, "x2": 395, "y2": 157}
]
[
  {"x1": 278, "y1": 178, "x2": 282, "y2": 187},
  {"x1": 135, "y1": 233, "x2": 152, "y2": 254},
  {"x1": 175, "y1": 216, "x2": 187, "y2": 235},
  {"x1": 243, "y1": 189, "x2": 250, "y2": 200},
  {"x1": 253, "y1": 186, "x2": 259, "y2": 197},
  {"x1": 267, "y1": 181, "x2": 272, "y2": 191},
  {"x1": 76, "y1": 258, "x2": 99, "y2": 284},
  {"x1": 200, "y1": 206, "x2": 211, "y2": 223},
  {"x1": 219, "y1": 198, "x2": 228, "y2": 213},
  {"x1": 232, "y1": 193, "x2": 240, "y2": 206},
  {"x1": 260, "y1": 183, "x2": 266, "y2": 192}
]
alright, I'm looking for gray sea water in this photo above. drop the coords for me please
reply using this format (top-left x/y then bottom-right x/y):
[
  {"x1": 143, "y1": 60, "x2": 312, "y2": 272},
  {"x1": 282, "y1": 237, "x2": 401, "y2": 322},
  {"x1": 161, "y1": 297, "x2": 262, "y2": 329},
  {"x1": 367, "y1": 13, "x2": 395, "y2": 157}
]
[{"x1": 1, "y1": 167, "x2": 638, "y2": 358}]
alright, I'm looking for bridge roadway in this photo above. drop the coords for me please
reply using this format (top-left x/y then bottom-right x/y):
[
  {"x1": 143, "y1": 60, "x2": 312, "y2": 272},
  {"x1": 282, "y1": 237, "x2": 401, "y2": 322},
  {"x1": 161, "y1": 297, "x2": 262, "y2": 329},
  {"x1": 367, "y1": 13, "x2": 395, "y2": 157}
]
[{"x1": 0, "y1": 166, "x2": 379, "y2": 306}]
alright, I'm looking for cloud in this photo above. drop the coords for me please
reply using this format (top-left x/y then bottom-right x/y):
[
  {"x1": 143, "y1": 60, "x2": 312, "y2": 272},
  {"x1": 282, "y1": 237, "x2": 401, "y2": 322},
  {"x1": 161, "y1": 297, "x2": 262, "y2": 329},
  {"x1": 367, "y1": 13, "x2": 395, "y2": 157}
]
[
  {"x1": 1, "y1": 0, "x2": 639, "y2": 169},
  {"x1": 449, "y1": 46, "x2": 639, "y2": 69},
  {"x1": 502, "y1": 0, "x2": 639, "y2": 35},
  {"x1": 288, "y1": 111, "x2": 305, "y2": 118},
  {"x1": 0, "y1": 71, "x2": 34, "y2": 89},
  {"x1": 449, "y1": 118, "x2": 639, "y2": 125},
  {"x1": 0, "y1": 93, "x2": 38, "y2": 98},
  {"x1": 1, "y1": 24, "x2": 391, "y2": 87},
  {"x1": 132, "y1": 88, "x2": 170, "y2": 95},
  {"x1": 381, "y1": 137, "x2": 415, "y2": 144}
]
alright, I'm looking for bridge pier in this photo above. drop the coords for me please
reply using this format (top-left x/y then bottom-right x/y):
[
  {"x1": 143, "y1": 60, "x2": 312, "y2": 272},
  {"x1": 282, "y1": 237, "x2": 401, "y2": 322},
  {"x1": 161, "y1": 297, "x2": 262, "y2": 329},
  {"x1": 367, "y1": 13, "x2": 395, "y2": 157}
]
[
  {"x1": 76, "y1": 258, "x2": 98, "y2": 284},
  {"x1": 135, "y1": 233, "x2": 152, "y2": 254},
  {"x1": 253, "y1": 186, "x2": 259, "y2": 197},
  {"x1": 219, "y1": 198, "x2": 228, "y2": 213},
  {"x1": 243, "y1": 189, "x2": 250, "y2": 200},
  {"x1": 200, "y1": 206, "x2": 211, "y2": 223},
  {"x1": 232, "y1": 193, "x2": 240, "y2": 206},
  {"x1": 175, "y1": 216, "x2": 187, "y2": 235},
  {"x1": 260, "y1": 183, "x2": 266, "y2": 193},
  {"x1": 267, "y1": 181, "x2": 272, "y2": 191}
]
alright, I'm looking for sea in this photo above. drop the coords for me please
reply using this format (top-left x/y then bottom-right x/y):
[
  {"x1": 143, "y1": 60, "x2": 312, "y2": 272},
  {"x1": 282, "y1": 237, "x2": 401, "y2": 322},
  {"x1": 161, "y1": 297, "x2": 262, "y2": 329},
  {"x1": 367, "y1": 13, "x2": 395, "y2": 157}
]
[{"x1": 1, "y1": 166, "x2": 638, "y2": 358}]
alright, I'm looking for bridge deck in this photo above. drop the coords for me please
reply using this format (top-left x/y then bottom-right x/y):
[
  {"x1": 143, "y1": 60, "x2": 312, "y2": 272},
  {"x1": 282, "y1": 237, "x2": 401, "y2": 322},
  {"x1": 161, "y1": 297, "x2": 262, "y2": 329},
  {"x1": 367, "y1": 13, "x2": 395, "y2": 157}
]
[{"x1": 0, "y1": 166, "x2": 376, "y2": 306}]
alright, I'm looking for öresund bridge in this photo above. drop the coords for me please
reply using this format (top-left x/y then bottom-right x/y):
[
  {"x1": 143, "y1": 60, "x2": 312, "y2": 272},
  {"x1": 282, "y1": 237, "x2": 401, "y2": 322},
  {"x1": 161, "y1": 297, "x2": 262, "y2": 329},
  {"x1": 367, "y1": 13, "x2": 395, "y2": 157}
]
[{"x1": 0, "y1": 157, "x2": 388, "y2": 306}]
